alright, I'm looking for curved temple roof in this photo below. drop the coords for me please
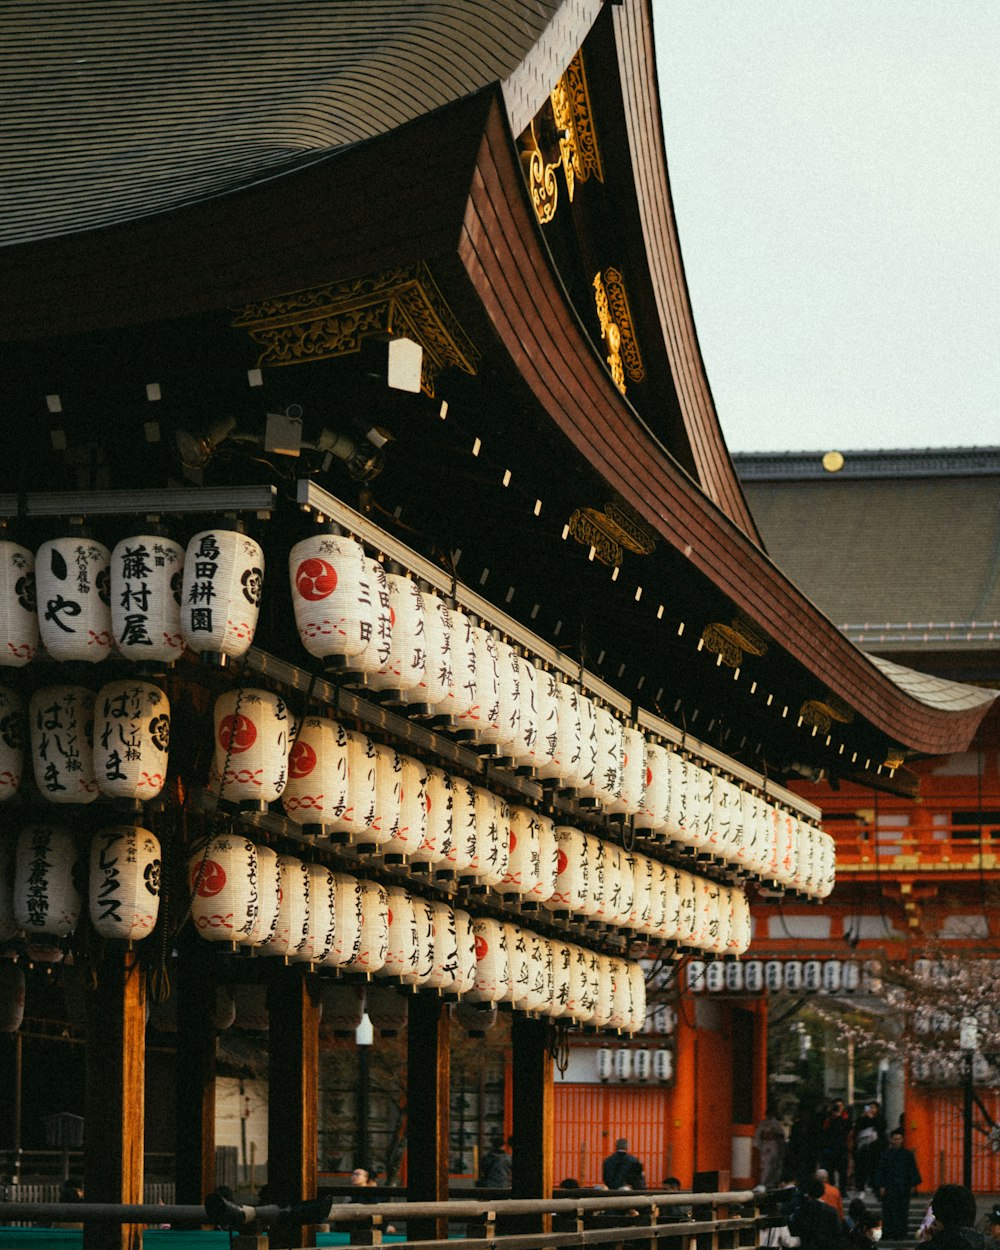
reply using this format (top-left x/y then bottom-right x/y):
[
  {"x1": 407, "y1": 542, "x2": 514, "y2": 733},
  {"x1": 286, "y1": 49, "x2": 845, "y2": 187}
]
[{"x1": 0, "y1": 0, "x2": 992, "y2": 764}]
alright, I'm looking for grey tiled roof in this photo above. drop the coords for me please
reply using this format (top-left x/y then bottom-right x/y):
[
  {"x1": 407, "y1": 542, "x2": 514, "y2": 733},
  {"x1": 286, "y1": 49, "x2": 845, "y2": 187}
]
[{"x1": 738, "y1": 453, "x2": 1000, "y2": 650}]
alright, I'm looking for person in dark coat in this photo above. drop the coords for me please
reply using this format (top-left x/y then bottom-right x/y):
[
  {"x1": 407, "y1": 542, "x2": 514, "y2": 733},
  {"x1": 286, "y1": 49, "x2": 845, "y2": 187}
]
[
  {"x1": 477, "y1": 1138, "x2": 512, "y2": 1188},
  {"x1": 852, "y1": 1103, "x2": 884, "y2": 1195},
  {"x1": 820, "y1": 1099, "x2": 852, "y2": 1191},
  {"x1": 921, "y1": 1183, "x2": 985, "y2": 1248},
  {"x1": 787, "y1": 1175, "x2": 846, "y2": 1249},
  {"x1": 602, "y1": 1138, "x2": 645, "y2": 1189},
  {"x1": 873, "y1": 1128, "x2": 921, "y2": 1240}
]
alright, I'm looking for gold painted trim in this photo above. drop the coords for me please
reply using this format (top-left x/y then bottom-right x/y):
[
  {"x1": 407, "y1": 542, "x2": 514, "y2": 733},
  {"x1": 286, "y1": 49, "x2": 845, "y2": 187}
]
[
  {"x1": 603, "y1": 268, "x2": 644, "y2": 383},
  {"x1": 232, "y1": 262, "x2": 480, "y2": 397},
  {"x1": 566, "y1": 502, "x2": 657, "y2": 567},
  {"x1": 702, "y1": 617, "x2": 769, "y2": 668}
]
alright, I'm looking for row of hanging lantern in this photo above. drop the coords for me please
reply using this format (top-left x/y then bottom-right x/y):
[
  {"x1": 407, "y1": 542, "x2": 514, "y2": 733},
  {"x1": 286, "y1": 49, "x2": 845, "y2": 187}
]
[
  {"x1": 1, "y1": 528, "x2": 834, "y2": 898},
  {"x1": 184, "y1": 833, "x2": 646, "y2": 1030},
  {"x1": 686, "y1": 957, "x2": 866, "y2": 995},
  {"x1": 596, "y1": 1045, "x2": 674, "y2": 1084},
  {"x1": 0, "y1": 527, "x2": 263, "y2": 668},
  {"x1": 0, "y1": 824, "x2": 161, "y2": 950},
  {"x1": 0, "y1": 679, "x2": 170, "y2": 805},
  {"x1": 206, "y1": 693, "x2": 753, "y2": 955}
]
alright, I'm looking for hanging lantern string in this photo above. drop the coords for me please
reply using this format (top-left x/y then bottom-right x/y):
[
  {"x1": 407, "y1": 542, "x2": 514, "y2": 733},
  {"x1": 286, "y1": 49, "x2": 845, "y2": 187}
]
[
  {"x1": 549, "y1": 1020, "x2": 570, "y2": 1074},
  {"x1": 147, "y1": 788, "x2": 186, "y2": 1008}
]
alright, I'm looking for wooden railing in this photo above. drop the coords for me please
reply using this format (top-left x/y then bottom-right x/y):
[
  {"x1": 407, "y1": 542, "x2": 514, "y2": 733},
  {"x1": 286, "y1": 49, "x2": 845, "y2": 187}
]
[{"x1": 0, "y1": 1190, "x2": 761, "y2": 1249}]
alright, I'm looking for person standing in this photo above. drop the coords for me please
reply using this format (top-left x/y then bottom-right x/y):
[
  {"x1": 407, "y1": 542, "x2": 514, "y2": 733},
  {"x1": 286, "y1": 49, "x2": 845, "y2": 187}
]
[
  {"x1": 852, "y1": 1103, "x2": 883, "y2": 1196},
  {"x1": 873, "y1": 1128, "x2": 921, "y2": 1241},
  {"x1": 754, "y1": 1109, "x2": 787, "y2": 1189},
  {"x1": 820, "y1": 1098, "x2": 852, "y2": 1191},
  {"x1": 921, "y1": 1184, "x2": 986, "y2": 1248},
  {"x1": 477, "y1": 1137, "x2": 512, "y2": 1188},
  {"x1": 602, "y1": 1138, "x2": 646, "y2": 1189}
]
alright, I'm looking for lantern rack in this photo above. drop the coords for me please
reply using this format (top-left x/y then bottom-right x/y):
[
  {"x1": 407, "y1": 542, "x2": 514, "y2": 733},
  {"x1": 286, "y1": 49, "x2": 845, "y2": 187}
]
[
  {"x1": 0, "y1": 486, "x2": 278, "y2": 520},
  {"x1": 242, "y1": 644, "x2": 785, "y2": 896},
  {"x1": 295, "y1": 479, "x2": 820, "y2": 824}
]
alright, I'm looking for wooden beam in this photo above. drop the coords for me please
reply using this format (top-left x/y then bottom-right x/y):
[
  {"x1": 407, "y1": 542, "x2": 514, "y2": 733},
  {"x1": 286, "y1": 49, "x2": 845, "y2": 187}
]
[
  {"x1": 406, "y1": 992, "x2": 450, "y2": 1241},
  {"x1": 509, "y1": 1017, "x2": 553, "y2": 1234},
  {"x1": 174, "y1": 954, "x2": 217, "y2": 1204},
  {"x1": 266, "y1": 972, "x2": 320, "y2": 1248},
  {"x1": 83, "y1": 950, "x2": 146, "y2": 1250}
]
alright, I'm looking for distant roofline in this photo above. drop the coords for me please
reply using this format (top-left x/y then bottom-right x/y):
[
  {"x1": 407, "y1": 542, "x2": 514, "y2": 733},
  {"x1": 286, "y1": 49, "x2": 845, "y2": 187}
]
[{"x1": 732, "y1": 446, "x2": 1000, "y2": 481}]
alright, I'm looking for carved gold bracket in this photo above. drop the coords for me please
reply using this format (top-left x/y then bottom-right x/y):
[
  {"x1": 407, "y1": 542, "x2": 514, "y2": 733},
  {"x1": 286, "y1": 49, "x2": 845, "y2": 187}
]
[
  {"x1": 567, "y1": 500, "x2": 656, "y2": 567},
  {"x1": 232, "y1": 262, "x2": 480, "y2": 397},
  {"x1": 800, "y1": 694, "x2": 855, "y2": 734},
  {"x1": 701, "y1": 618, "x2": 769, "y2": 668},
  {"x1": 520, "y1": 50, "x2": 603, "y2": 225},
  {"x1": 594, "y1": 267, "x2": 644, "y2": 394}
]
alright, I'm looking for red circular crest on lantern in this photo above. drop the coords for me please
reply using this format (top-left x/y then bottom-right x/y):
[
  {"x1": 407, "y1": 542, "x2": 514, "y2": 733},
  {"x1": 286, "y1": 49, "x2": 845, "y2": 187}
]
[
  {"x1": 219, "y1": 713, "x2": 256, "y2": 753},
  {"x1": 193, "y1": 859, "x2": 227, "y2": 897},
  {"x1": 557, "y1": 849, "x2": 568, "y2": 875},
  {"x1": 288, "y1": 740, "x2": 317, "y2": 778},
  {"x1": 295, "y1": 557, "x2": 338, "y2": 601},
  {"x1": 645, "y1": 765, "x2": 652, "y2": 787},
  {"x1": 475, "y1": 933, "x2": 488, "y2": 961},
  {"x1": 509, "y1": 830, "x2": 517, "y2": 852}
]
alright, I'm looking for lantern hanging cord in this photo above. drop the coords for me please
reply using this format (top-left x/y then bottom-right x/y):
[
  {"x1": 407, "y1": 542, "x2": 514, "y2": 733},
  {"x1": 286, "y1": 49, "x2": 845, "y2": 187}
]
[
  {"x1": 148, "y1": 798, "x2": 179, "y2": 1007},
  {"x1": 550, "y1": 1022, "x2": 570, "y2": 1074}
]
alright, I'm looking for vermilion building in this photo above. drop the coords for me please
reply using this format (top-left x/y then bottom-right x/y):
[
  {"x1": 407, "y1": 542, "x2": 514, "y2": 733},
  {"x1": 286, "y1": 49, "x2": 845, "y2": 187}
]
[{"x1": 0, "y1": 6, "x2": 993, "y2": 1241}]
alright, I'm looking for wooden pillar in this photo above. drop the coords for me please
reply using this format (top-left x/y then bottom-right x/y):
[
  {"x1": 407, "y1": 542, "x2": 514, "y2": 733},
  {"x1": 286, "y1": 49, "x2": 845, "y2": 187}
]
[
  {"x1": 174, "y1": 954, "x2": 217, "y2": 1204},
  {"x1": 406, "y1": 992, "x2": 450, "y2": 1241},
  {"x1": 83, "y1": 950, "x2": 146, "y2": 1250},
  {"x1": 267, "y1": 971, "x2": 320, "y2": 1246},
  {"x1": 510, "y1": 1017, "x2": 552, "y2": 1234}
]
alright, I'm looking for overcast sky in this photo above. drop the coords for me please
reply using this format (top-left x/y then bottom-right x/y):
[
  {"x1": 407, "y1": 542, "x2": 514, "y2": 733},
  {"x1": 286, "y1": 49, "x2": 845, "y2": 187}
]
[{"x1": 652, "y1": 1, "x2": 999, "y2": 453}]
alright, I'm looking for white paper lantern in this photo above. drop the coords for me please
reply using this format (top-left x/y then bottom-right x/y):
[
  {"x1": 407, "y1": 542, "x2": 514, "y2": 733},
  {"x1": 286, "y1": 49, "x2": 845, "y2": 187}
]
[
  {"x1": 340, "y1": 731, "x2": 378, "y2": 842},
  {"x1": 89, "y1": 825, "x2": 161, "y2": 941},
  {"x1": 523, "y1": 930, "x2": 551, "y2": 1013},
  {"x1": 472, "y1": 786, "x2": 508, "y2": 887},
  {"x1": 543, "y1": 826, "x2": 586, "y2": 917},
  {"x1": 189, "y1": 835, "x2": 258, "y2": 944},
  {"x1": 705, "y1": 961, "x2": 726, "y2": 992},
  {"x1": 466, "y1": 917, "x2": 510, "y2": 1004},
  {"x1": 366, "y1": 985, "x2": 409, "y2": 1035},
  {"x1": 533, "y1": 813, "x2": 558, "y2": 905},
  {"x1": 324, "y1": 872, "x2": 364, "y2": 968},
  {"x1": 345, "y1": 556, "x2": 393, "y2": 678},
  {"x1": 593, "y1": 707, "x2": 624, "y2": 809},
  {"x1": 0, "y1": 540, "x2": 38, "y2": 667},
  {"x1": 711, "y1": 777, "x2": 744, "y2": 863},
  {"x1": 0, "y1": 687, "x2": 25, "y2": 801},
  {"x1": 626, "y1": 962, "x2": 647, "y2": 1034},
  {"x1": 446, "y1": 776, "x2": 477, "y2": 876},
  {"x1": 210, "y1": 688, "x2": 290, "y2": 807},
  {"x1": 784, "y1": 960, "x2": 803, "y2": 991},
  {"x1": 675, "y1": 869, "x2": 698, "y2": 947},
  {"x1": 426, "y1": 900, "x2": 460, "y2": 991},
  {"x1": 491, "y1": 640, "x2": 523, "y2": 753},
  {"x1": 509, "y1": 655, "x2": 539, "y2": 767},
  {"x1": 684, "y1": 761, "x2": 715, "y2": 851},
  {"x1": 340, "y1": 879, "x2": 388, "y2": 973},
  {"x1": 461, "y1": 626, "x2": 500, "y2": 744},
  {"x1": 609, "y1": 726, "x2": 645, "y2": 817},
  {"x1": 608, "y1": 958, "x2": 632, "y2": 1031},
  {"x1": 93, "y1": 679, "x2": 170, "y2": 801},
  {"x1": 319, "y1": 983, "x2": 365, "y2": 1035},
  {"x1": 29, "y1": 685, "x2": 99, "y2": 804},
  {"x1": 629, "y1": 853, "x2": 654, "y2": 935},
  {"x1": 535, "y1": 680, "x2": 580, "y2": 784},
  {"x1": 383, "y1": 885, "x2": 419, "y2": 980},
  {"x1": 505, "y1": 924, "x2": 532, "y2": 1011},
  {"x1": 368, "y1": 573, "x2": 425, "y2": 695},
  {"x1": 653, "y1": 1049, "x2": 674, "y2": 1082},
  {"x1": 567, "y1": 945, "x2": 597, "y2": 1024},
  {"x1": 366, "y1": 741, "x2": 402, "y2": 851},
  {"x1": 686, "y1": 959, "x2": 707, "y2": 993},
  {"x1": 531, "y1": 669, "x2": 557, "y2": 773},
  {"x1": 454, "y1": 907, "x2": 477, "y2": 995},
  {"x1": 408, "y1": 894, "x2": 436, "y2": 985},
  {"x1": 823, "y1": 960, "x2": 842, "y2": 993},
  {"x1": 110, "y1": 533, "x2": 184, "y2": 664},
  {"x1": 597, "y1": 1046, "x2": 613, "y2": 1080},
  {"x1": 14, "y1": 825, "x2": 81, "y2": 939},
  {"x1": 496, "y1": 804, "x2": 541, "y2": 901},
  {"x1": 261, "y1": 855, "x2": 309, "y2": 958},
  {"x1": 181, "y1": 528, "x2": 263, "y2": 660},
  {"x1": 635, "y1": 742, "x2": 669, "y2": 834},
  {"x1": 297, "y1": 862, "x2": 337, "y2": 963},
  {"x1": 397, "y1": 591, "x2": 451, "y2": 709},
  {"x1": 592, "y1": 955, "x2": 614, "y2": 1029},
  {"x1": 282, "y1": 716, "x2": 350, "y2": 832},
  {"x1": 550, "y1": 941, "x2": 573, "y2": 1019},
  {"x1": 744, "y1": 960, "x2": 764, "y2": 992},
  {"x1": 741, "y1": 790, "x2": 767, "y2": 874},
  {"x1": 245, "y1": 842, "x2": 281, "y2": 947},
  {"x1": 772, "y1": 807, "x2": 799, "y2": 886},
  {"x1": 793, "y1": 819, "x2": 814, "y2": 894},
  {"x1": 380, "y1": 754, "x2": 426, "y2": 860},
  {"x1": 35, "y1": 535, "x2": 112, "y2": 663},
  {"x1": 410, "y1": 765, "x2": 452, "y2": 869},
  {"x1": 288, "y1": 528, "x2": 373, "y2": 662},
  {"x1": 815, "y1": 830, "x2": 836, "y2": 898},
  {"x1": 581, "y1": 832, "x2": 604, "y2": 920},
  {"x1": 572, "y1": 693, "x2": 598, "y2": 794},
  {"x1": 432, "y1": 606, "x2": 476, "y2": 723}
]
